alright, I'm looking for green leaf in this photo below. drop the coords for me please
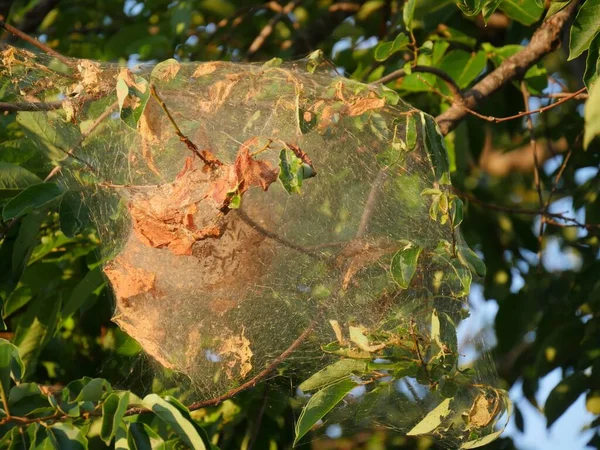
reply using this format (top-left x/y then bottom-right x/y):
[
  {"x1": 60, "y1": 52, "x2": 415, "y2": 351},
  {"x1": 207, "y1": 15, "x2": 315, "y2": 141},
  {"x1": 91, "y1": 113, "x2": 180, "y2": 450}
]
[
  {"x1": 143, "y1": 393, "x2": 207, "y2": 449},
  {"x1": 403, "y1": 0, "x2": 417, "y2": 30},
  {"x1": 545, "y1": 371, "x2": 590, "y2": 426},
  {"x1": 406, "y1": 114, "x2": 417, "y2": 150},
  {"x1": 116, "y1": 73, "x2": 151, "y2": 129},
  {"x1": 546, "y1": 0, "x2": 572, "y2": 18},
  {"x1": 64, "y1": 377, "x2": 112, "y2": 403},
  {"x1": 390, "y1": 244, "x2": 423, "y2": 288},
  {"x1": 13, "y1": 292, "x2": 61, "y2": 377},
  {"x1": 499, "y1": 0, "x2": 544, "y2": 25},
  {"x1": 16, "y1": 111, "x2": 80, "y2": 162},
  {"x1": 59, "y1": 191, "x2": 86, "y2": 238},
  {"x1": 294, "y1": 378, "x2": 357, "y2": 445},
  {"x1": 569, "y1": 0, "x2": 600, "y2": 60},
  {"x1": 584, "y1": 80, "x2": 600, "y2": 149},
  {"x1": 374, "y1": 33, "x2": 410, "y2": 62},
  {"x1": 0, "y1": 162, "x2": 42, "y2": 198},
  {"x1": 438, "y1": 50, "x2": 487, "y2": 88},
  {"x1": 62, "y1": 267, "x2": 106, "y2": 317},
  {"x1": 457, "y1": 245, "x2": 486, "y2": 277},
  {"x1": 279, "y1": 148, "x2": 304, "y2": 194},
  {"x1": 421, "y1": 113, "x2": 451, "y2": 184},
  {"x1": 407, "y1": 398, "x2": 452, "y2": 435},
  {"x1": 2, "y1": 183, "x2": 63, "y2": 221},
  {"x1": 11, "y1": 210, "x2": 47, "y2": 282},
  {"x1": 299, "y1": 359, "x2": 368, "y2": 391},
  {"x1": 48, "y1": 422, "x2": 88, "y2": 450},
  {"x1": 101, "y1": 392, "x2": 130, "y2": 445},
  {"x1": 0, "y1": 339, "x2": 25, "y2": 411},
  {"x1": 8, "y1": 383, "x2": 50, "y2": 417},
  {"x1": 584, "y1": 33, "x2": 600, "y2": 89},
  {"x1": 127, "y1": 422, "x2": 166, "y2": 450}
]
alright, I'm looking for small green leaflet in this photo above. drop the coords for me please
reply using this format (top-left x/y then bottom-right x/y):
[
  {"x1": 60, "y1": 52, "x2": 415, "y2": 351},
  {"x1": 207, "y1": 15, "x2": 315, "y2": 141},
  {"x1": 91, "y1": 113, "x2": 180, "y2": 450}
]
[
  {"x1": 390, "y1": 243, "x2": 423, "y2": 288},
  {"x1": 279, "y1": 148, "x2": 309, "y2": 194},
  {"x1": 299, "y1": 359, "x2": 367, "y2": 391},
  {"x1": 407, "y1": 397, "x2": 453, "y2": 435},
  {"x1": 306, "y1": 50, "x2": 325, "y2": 74},
  {"x1": 374, "y1": 33, "x2": 410, "y2": 62},
  {"x1": 116, "y1": 72, "x2": 151, "y2": 129},
  {"x1": 294, "y1": 378, "x2": 357, "y2": 446}
]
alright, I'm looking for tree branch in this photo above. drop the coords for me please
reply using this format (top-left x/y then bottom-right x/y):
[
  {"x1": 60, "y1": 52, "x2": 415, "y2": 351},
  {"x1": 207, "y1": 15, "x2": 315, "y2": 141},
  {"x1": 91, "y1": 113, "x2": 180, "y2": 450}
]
[
  {"x1": 0, "y1": 101, "x2": 63, "y2": 111},
  {"x1": 434, "y1": 1, "x2": 578, "y2": 135},
  {"x1": 0, "y1": 20, "x2": 71, "y2": 65}
]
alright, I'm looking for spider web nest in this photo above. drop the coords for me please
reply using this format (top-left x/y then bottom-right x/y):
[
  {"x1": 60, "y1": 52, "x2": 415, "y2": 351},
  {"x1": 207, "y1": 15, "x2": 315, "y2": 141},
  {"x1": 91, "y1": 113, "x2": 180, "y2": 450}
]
[{"x1": 1, "y1": 45, "x2": 510, "y2": 448}]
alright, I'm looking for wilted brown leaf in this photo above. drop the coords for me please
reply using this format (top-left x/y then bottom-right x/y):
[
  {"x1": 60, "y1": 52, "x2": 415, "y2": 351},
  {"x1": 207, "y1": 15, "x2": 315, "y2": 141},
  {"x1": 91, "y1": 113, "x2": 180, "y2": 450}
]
[
  {"x1": 192, "y1": 62, "x2": 219, "y2": 78},
  {"x1": 234, "y1": 138, "x2": 279, "y2": 192},
  {"x1": 77, "y1": 60, "x2": 102, "y2": 94},
  {"x1": 347, "y1": 97, "x2": 385, "y2": 116},
  {"x1": 329, "y1": 319, "x2": 346, "y2": 345},
  {"x1": 219, "y1": 328, "x2": 254, "y2": 379},
  {"x1": 468, "y1": 393, "x2": 498, "y2": 428}
]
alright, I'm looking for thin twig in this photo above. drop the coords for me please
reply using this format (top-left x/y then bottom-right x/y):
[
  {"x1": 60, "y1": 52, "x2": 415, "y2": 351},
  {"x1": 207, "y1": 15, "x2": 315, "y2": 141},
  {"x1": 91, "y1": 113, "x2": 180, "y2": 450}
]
[
  {"x1": 185, "y1": 321, "x2": 316, "y2": 411},
  {"x1": 521, "y1": 81, "x2": 545, "y2": 269},
  {"x1": 235, "y1": 209, "x2": 328, "y2": 261},
  {"x1": 44, "y1": 101, "x2": 118, "y2": 182},
  {"x1": 0, "y1": 20, "x2": 72, "y2": 66},
  {"x1": 534, "y1": 92, "x2": 588, "y2": 100},
  {"x1": 149, "y1": 84, "x2": 222, "y2": 169},
  {"x1": 372, "y1": 65, "x2": 463, "y2": 101},
  {"x1": 453, "y1": 188, "x2": 599, "y2": 230}
]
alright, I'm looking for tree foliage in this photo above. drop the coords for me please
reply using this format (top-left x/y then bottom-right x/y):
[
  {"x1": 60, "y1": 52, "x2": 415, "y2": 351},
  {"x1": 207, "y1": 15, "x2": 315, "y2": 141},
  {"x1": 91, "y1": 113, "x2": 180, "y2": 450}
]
[{"x1": 0, "y1": 0, "x2": 599, "y2": 449}]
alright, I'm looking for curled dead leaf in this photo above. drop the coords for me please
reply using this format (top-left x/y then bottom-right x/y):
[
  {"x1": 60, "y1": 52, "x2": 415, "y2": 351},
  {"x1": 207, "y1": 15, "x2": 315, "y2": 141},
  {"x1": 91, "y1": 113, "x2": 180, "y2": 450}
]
[
  {"x1": 468, "y1": 393, "x2": 500, "y2": 428},
  {"x1": 192, "y1": 62, "x2": 219, "y2": 78},
  {"x1": 218, "y1": 328, "x2": 254, "y2": 379},
  {"x1": 347, "y1": 97, "x2": 385, "y2": 116}
]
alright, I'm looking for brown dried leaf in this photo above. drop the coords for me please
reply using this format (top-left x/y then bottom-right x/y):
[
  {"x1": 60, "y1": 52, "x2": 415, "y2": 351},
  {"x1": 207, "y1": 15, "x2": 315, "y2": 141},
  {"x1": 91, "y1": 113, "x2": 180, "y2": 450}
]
[
  {"x1": 234, "y1": 139, "x2": 279, "y2": 193},
  {"x1": 329, "y1": 319, "x2": 346, "y2": 345},
  {"x1": 192, "y1": 62, "x2": 219, "y2": 78},
  {"x1": 77, "y1": 60, "x2": 102, "y2": 94},
  {"x1": 347, "y1": 97, "x2": 385, "y2": 116},
  {"x1": 198, "y1": 75, "x2": 241, "y2": 112},
  {"x1": 219, "y1": 328, "x2": 254, "y2": 379},
  {"x1": 468, "y1": 393, "x2": 498, "y2": 428}
]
